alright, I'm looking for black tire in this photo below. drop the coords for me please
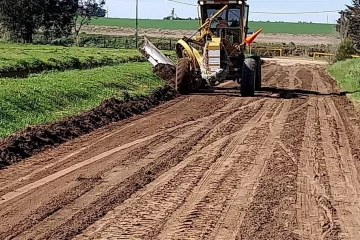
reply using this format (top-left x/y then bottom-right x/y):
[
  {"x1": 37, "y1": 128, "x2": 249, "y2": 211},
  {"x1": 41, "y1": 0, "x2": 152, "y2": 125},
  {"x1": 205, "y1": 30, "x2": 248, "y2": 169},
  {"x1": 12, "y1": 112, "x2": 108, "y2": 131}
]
[
  {"x1": 252, "y1": 56, "x2": 262, "y2": 91},
  {"x1": 241, "y1": 58, "x2": 256, "y2": 97},
  {"x1": 176, "y1": 58, "x2": 191, "y2": 94}
]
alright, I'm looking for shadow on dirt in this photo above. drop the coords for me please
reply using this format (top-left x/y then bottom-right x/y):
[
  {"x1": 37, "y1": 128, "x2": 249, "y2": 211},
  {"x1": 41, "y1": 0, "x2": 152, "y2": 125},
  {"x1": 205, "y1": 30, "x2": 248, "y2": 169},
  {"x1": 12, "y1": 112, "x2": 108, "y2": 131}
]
[{"x1": 190, "y1": 86, "x2": 360, "y2": 99}]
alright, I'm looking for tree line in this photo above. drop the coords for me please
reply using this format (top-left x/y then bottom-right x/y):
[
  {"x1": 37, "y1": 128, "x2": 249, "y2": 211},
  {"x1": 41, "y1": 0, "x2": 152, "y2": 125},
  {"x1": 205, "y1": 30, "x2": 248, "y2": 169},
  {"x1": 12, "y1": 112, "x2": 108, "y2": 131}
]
[
  {"x1": 0, "y1": 0, "x2": 106, "y2": 44},
  {"x1": 336, "y1": 0, "x2": 360, "y2": 54}
]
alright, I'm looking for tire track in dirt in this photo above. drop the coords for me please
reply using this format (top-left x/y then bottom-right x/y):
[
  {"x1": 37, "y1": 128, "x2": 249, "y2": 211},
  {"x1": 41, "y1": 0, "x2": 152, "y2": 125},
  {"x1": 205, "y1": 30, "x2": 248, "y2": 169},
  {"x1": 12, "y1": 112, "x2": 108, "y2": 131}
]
[
  {"x1": 154, "y1": 100, "x2": 279, "y2": 240},
  {"x1": 294, "y1": 98, "x2": 323, "y2": 239},
  {"x1": 0, "y1": 97, "x2": 187, "y2": 195},
  {"x1": 207, "y1": 100, "x2": 292, "y2": 240},
  {"x1": 261, "y1": 66, "x2": 278, "y2": 86},
  {"x1": 0, "y1": 95, "x2": 236, "y2": 197},
  {"x1": 317, "y1": 97, "x2": 360, "y2": 239},
  {"x1": 235, "y1": 65, "x2": 311, "y2": 239},
  {"x1": 0, "y1": 95, "x2": 226, "y2": 195},
  {"x1": 263, "y1": 65, "x2": 286, "y2": 87},
  {"x1": 297, "y1": 66, "x2": 314, "y2": 91},
  {"x1": 6, "y1": 98, "x2": 268, "y2": 239},
  {"x1": 237, "y1": 97, "x2": 307, "y2": 240},
  {"x1": 15, "y1": 123, "x2": 214, "y2": 239},
  {"x1": 292, "y1": 70, "x2": 331, "y2": 240},
  {"x1": 2, "y1": 98, "x2": 246, "y2": 239},
  {"x1": 13, "y1": 129, "x2": 213, "y2": 240},
  {"x1": 75, "y1": 100, "x2": 280, "y2": 239}
]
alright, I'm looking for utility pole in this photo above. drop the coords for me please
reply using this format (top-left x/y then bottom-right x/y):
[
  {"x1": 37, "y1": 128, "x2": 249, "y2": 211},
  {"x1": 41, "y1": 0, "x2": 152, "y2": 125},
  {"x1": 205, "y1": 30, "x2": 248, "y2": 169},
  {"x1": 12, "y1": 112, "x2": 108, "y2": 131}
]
[{"x1": 136, "y1": 0, "x2": 139, "y2": 48}]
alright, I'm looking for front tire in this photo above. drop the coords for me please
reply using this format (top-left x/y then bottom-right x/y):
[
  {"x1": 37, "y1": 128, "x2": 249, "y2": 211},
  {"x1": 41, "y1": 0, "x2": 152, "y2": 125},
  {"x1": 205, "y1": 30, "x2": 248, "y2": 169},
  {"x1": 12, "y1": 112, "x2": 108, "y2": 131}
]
[
  {"x1": 241, "y1": 58, "x2": 256, "y2": 97},
  {"x1": 176, "y1": 58, "x2": 191, "y2": 95}
]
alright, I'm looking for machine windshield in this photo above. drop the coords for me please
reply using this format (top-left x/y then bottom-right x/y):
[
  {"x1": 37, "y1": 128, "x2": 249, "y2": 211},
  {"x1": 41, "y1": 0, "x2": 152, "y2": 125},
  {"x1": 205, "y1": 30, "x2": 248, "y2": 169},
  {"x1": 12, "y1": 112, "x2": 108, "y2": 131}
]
[{"x1": 207, "y1": 8, "x2": 241, "y2": 28}]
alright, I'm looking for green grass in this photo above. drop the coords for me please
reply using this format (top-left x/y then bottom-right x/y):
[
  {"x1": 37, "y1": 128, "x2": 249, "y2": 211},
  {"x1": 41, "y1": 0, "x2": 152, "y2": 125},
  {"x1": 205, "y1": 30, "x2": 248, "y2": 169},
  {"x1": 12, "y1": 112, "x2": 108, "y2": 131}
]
[
  {"x1": 0, "y1": 42, "x2": 144, "y2": 74},
  {"x1": 0, "y1": 62, "x2": 165, "y2": 138},
  {"x1": 87, "y1": 18, "x2": 335, "y2": 34},
  {"x1": 328, "y1": 58, "x2": 360, "y2": 99}
]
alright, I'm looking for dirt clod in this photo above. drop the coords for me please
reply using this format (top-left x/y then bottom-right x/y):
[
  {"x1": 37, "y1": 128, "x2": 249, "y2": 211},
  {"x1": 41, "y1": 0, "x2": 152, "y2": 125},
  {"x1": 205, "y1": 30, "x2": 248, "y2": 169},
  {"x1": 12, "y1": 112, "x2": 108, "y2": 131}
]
[{"x1": 153, "y1": 63, "x2": 176, "y2": 87}]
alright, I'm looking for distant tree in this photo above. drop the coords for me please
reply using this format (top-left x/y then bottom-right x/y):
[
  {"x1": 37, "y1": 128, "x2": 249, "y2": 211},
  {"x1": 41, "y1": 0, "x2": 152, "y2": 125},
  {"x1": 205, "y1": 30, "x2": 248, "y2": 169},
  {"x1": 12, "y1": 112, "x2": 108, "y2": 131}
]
[
  {"x1": 0, "y1": 0, "x2": 44, "y2": 43},
  {"x1": 0, "y1": 0, "x2": 78, "y2": 43},
  {"x1": 42, "y1": 0, "x2": 78, "y2": 41},
  {"x1": 93, "y1": 6, "x2": 106, "y2": 17},
  {"x1": 73, "y1": 0, "x2": 106, "y2": 46}
]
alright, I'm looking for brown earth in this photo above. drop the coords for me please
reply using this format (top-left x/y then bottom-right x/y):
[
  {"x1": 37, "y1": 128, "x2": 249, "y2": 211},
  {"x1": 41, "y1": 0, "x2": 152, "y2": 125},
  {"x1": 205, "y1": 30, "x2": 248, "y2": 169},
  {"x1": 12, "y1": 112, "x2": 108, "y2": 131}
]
[
  {"x1": 82, "y1": 25, "x2": 341, "y2": 46},
  {"x1": 2, "y1": 60, "x2": 360, "y2": 239}
]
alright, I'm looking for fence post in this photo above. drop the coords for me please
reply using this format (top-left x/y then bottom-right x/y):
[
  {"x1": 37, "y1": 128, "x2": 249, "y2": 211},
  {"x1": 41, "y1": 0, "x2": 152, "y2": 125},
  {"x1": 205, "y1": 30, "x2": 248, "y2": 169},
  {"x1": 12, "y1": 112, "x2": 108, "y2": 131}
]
[
  {"x1": 169, "y1": 39, "x2": 172, "y2": 50},
  {"x1": 125, "y1": 39, "x2": 128, "y2": 49}
]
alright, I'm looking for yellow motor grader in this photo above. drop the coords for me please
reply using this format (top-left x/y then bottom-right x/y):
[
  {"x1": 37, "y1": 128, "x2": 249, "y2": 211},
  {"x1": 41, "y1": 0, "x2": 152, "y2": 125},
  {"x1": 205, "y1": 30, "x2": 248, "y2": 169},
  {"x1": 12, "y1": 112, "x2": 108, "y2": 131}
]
[{"x1": 140, "y1": 0, "x2": 263, "y2": 96}]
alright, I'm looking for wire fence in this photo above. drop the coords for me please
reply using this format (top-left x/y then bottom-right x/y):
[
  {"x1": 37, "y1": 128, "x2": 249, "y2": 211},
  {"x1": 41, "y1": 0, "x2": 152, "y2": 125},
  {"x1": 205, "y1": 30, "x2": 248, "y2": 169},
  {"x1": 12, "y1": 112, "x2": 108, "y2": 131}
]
[{"x1": 32, "y1": 34, "x2": 338, "y2": 59}]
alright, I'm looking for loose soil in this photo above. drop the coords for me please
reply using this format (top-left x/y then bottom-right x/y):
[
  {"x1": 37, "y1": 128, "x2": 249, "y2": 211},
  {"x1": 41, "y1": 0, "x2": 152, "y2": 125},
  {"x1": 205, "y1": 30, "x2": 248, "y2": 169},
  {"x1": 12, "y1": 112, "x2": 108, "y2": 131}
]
[
  {"x1": 153, "y1": 63, "x2": 176, "y2": 86},
  {"x1": 2, "y1": 59, "x2": 360, "y2": 240}
]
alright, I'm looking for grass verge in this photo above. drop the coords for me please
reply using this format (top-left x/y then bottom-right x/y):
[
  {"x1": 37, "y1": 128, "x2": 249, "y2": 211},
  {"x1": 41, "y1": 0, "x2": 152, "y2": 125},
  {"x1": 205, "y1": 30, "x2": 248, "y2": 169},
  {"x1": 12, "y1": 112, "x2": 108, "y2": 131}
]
[
  {"x1": 328, "y1": 58, "x2": 360, "y2": 101},
  {"x1": 0, "y1": 42, "x2": 145, "y2": 76},
  {"x1": 0, "y1": 62, "x2": 165, "y2": 138}
]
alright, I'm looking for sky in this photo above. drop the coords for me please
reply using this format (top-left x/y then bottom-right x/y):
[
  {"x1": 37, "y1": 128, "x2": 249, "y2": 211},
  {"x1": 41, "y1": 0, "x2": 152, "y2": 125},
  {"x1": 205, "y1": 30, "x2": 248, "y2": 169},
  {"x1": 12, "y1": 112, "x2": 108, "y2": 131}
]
[{"x1": 104, "y1": 0, "x2": 353, "y2": 24}]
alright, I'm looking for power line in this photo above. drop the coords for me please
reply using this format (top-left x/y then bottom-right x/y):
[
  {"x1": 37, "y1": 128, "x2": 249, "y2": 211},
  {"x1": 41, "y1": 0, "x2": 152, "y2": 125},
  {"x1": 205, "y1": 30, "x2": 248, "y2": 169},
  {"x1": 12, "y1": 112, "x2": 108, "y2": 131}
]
[
  {"x1": 167, "y1": 0, "x2": 341, "y2": 14},
  {"x1": 251, "y1": 10, "x2": 341, "y2": 14},
  {"x1": 167, "y1": 0, "x2": 196, "y2": 6}
]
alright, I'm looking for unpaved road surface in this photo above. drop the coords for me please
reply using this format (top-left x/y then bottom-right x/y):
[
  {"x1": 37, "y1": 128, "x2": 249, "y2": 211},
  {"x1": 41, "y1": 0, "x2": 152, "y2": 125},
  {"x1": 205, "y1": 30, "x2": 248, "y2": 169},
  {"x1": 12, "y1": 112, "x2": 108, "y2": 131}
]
[{"x1": 2, "y1": 60, "x2": 360, "y2": 239}]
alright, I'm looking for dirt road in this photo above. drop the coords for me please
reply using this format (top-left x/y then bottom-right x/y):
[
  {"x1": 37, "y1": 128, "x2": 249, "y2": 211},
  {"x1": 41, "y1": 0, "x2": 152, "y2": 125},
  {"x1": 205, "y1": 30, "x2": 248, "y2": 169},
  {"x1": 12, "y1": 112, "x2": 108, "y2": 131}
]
[{"x1": 1, "y1": 60, "x2": 360, "y2": 239}]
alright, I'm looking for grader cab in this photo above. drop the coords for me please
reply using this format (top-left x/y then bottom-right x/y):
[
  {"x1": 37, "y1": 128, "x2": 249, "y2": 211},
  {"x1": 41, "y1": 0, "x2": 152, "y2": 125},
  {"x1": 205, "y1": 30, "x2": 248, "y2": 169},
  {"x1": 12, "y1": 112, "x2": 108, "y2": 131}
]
[{"x1": 140, "y1": 0, "x2": 263, "y2": 96}]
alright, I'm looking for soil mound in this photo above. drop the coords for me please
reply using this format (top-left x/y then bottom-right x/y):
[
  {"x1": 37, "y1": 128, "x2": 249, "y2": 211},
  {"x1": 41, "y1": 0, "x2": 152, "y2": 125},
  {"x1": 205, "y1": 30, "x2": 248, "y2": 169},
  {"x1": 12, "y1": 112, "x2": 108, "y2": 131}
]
[
  {"x1": 0, "y1": 85, "x2": 178, "y2": 168},
  {"x1": 153, "y1": 63, "x2": 176, "y2": 86}
]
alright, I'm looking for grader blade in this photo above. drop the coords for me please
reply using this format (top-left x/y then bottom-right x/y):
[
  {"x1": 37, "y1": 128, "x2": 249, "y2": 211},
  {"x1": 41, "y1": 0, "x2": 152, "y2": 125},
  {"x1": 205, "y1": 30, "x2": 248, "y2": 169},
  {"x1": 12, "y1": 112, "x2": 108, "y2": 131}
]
[{"x1": 139, "y1": 37, "x2": 175, "y2": 67}]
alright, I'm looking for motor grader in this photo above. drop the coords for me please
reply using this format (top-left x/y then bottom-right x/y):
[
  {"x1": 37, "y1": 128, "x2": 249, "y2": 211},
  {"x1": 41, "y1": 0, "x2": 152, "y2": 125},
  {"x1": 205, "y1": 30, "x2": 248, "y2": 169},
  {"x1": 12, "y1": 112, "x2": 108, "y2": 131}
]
[{"x1": 140, "y1": 0, "x2": 263, "y2": 96}]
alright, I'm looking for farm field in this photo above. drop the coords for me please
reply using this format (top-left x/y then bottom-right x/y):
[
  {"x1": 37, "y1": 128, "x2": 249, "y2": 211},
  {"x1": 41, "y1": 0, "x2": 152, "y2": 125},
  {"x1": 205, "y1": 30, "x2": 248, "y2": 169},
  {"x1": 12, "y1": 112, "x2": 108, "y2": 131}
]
[
  {"x1": 81, "y1": 25, "x2": 339, "y2": 45},
  {"x1": 87, "y1": 18, "x2": 335, "y2": 34},
  {"x1": 0, "y1": 42, "x2": 145, "y2": 76},
  {"x1": 3, "y1": 59, "x2": 360, "y2": 239},
  {"x1": 0, "y1": 63, "x2": 164, "y2": 138}
]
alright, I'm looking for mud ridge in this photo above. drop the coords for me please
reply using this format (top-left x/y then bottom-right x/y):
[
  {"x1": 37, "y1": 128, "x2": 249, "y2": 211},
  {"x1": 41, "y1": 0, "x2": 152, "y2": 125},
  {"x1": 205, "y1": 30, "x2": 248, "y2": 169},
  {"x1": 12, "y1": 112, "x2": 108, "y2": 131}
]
[
  {"x1": 153, "y1": 63, "x2": 176, "y2": 86},
  {"x1": 0, "y1": 85, "x2": 178, "y2": 168}
]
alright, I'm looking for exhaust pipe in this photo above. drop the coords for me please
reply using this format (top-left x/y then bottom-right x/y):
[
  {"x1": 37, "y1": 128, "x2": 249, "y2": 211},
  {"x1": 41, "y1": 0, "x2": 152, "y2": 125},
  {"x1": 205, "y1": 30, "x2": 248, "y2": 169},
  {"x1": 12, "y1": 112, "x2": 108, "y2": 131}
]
[{"x1": 139, "y1": 37, "x2": 175, "y2": 67}]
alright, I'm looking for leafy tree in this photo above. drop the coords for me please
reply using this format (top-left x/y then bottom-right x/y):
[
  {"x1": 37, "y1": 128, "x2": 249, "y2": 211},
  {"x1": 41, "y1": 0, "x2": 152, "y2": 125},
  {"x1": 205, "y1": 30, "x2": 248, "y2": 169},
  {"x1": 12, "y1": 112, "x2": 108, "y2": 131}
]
[
  {"x1": 74, "y1": 0, "x2": 106, "y2": 46},
  {"x1": 335, "y1": 37, "x2": 357, "y2": 61},
  {"x1": 0, "y1": 0, "x2": 78, "y2": 43},
  {"x1": 0, "y1": 0, "x2": 44, "y2": 43},
  {"x1": 337, "y1": 0, "x2": 360, "y2": 54},
  {"x1": 42, "y1": 0, "x2": 79, "y2": 41}
]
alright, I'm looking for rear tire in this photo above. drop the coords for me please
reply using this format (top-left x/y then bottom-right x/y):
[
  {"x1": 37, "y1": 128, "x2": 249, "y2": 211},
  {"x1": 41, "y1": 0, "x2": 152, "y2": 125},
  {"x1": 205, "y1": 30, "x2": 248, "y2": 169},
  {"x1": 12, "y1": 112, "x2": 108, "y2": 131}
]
[
  {"x1": 241, "y1": 58, "x2": 256, "y2": 97},
  {"x1": 176, "y1": 58, "x2": 191, "y2": 95},
  {"x1": 252, "y1": 56, "x2": 262, "y2": 91}
]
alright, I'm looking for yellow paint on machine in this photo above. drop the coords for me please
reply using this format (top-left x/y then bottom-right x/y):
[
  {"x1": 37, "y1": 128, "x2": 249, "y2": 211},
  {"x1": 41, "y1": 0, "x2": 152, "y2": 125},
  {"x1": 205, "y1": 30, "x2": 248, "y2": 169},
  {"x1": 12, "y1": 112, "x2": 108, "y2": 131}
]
[{"x1": 207, "y1": 38, "x2": 221, "y2": 72}]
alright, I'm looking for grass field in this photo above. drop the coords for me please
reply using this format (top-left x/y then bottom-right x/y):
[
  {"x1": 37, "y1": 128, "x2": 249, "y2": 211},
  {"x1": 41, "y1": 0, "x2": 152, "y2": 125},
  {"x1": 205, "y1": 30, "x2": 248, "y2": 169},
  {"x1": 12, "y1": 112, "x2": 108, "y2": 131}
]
[
  {"x1": 0, "y1": 42, "x2": 144, "y2": 74},
  {"x1": 329, "y1": 58, "x2": 360, "y2": 100},
  {"x1": 87, "y1": 18, "x2": 335, "y2": 34},
  {"x1": 0, "y1": 63, "x2": 164, "y2": 137}
]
